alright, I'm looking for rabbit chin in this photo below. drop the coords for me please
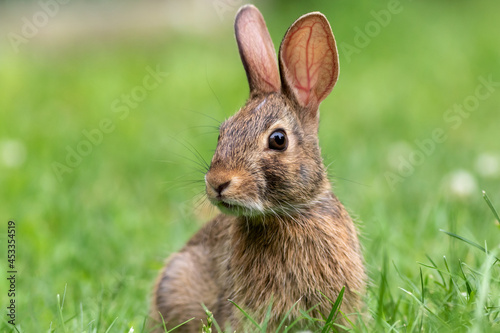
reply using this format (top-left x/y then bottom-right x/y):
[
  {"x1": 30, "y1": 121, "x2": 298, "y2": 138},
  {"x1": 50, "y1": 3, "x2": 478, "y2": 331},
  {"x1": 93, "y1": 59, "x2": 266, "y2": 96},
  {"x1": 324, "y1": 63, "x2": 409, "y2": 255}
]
[{"x1": 211, "y1": 198, "x2": 265, "y2": 217}]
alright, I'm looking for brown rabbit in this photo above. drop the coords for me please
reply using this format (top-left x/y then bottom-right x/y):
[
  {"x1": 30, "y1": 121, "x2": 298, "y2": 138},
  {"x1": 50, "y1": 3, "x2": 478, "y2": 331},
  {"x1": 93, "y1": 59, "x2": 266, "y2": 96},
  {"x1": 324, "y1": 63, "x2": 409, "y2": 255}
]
[{"x1": 150, "y1": 5, "x2": 365, "y2": 332}]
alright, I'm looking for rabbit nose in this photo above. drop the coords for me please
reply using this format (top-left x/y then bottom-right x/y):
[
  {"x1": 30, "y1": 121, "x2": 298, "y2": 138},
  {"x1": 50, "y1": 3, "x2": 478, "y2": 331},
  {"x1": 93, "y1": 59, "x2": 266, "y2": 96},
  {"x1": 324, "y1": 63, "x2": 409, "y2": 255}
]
[
  {"x1": 215, "y1": 180, "x2": 231, "y2": 196},
  {"x1": 206, "y1": 172, "x2": 232, "y2": 198}
]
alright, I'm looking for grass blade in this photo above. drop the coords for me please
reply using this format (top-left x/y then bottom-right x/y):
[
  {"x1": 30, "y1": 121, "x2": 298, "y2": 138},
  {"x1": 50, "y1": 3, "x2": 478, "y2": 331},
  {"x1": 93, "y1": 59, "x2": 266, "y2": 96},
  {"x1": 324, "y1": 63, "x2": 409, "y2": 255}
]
[
  {"x1": 284, "y1": 304, "x2": 319, "y2": 333},
  {"x1": 320, "y1": 287, "x2": 345, "y2": 333},
  {"x1": 275, "y1": 298, "x2": 302, "y2": 332},
  {"x1": 482, "y1": 190, "x2": 500, "y2": 226},
  {"x1": 167, "y1": 318, "x2": 195, "y2": 333},
  {"x1": 103, "y1": 317, "x2": 118, "y2": 333},
  {"x1": 260, "y1": 301, "x2": 274, "y2": 333},
  {"x1": 458, "y1": 260, "x2": 472, "y2": 299},
  {"x1": 472, "y1": 250, "x2": 498, "y2": 332},
  {"x1": 425, "y1": 255, "x2": 446, "y2": 288},
  {"x1": 140, "y1": 315, "x2": 148, "y2": 333},
  {"x1": 228, "y1": 299, "x2": 261, "y2": 330},
  {"x1": 420, "y1": 268, "x2": 425, "y2": 303},
  {"x1": 399, "y1": 288, "x2": 450, "y2": 328},
  {"x1": 440, "y1": 230, "x2": 500, "y2": 261},
  {"x1": 57, "y1": 293, "x2": 68, "y2": 333}
]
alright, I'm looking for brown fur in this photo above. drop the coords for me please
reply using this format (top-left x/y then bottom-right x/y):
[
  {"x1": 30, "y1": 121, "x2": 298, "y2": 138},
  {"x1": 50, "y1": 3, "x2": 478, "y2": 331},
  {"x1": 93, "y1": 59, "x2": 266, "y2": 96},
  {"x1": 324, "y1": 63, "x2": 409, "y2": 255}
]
[{"x1": 150, "y1": 5, "x2": 365, "y2": 332}]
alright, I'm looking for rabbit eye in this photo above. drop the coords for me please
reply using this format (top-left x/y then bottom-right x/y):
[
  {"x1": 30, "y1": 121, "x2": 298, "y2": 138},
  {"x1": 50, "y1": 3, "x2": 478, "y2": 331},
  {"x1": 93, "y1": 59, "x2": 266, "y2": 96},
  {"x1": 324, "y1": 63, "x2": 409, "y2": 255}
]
[{"x1": 268, "y1": 130, "x2": 288, "y2": 151}]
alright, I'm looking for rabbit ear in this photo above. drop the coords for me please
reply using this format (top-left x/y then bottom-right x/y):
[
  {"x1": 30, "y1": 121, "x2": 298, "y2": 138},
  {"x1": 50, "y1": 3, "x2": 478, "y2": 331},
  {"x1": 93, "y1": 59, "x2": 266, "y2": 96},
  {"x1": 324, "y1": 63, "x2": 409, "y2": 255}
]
[
  {"x1": 279, "y1": 13, "x2": 339, "y2": 113},
  {"x1": 235, "y1": 5, "x2": 281, "y2": 95}
]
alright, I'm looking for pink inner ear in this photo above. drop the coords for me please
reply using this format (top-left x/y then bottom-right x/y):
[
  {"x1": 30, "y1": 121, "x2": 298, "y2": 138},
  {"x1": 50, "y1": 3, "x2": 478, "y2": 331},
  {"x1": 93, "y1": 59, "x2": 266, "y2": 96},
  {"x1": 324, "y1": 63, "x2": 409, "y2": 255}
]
[{"x1": 281, "y1": 15, "x2": 337, "y2": 108}]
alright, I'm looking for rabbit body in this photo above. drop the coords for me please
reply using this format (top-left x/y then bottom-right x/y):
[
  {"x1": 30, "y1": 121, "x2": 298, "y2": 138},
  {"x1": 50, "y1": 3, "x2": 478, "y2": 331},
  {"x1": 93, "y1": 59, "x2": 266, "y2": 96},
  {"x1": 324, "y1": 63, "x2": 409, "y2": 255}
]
[{"x1": 151, "y1": 5, "x2": 365, "y2": 332}]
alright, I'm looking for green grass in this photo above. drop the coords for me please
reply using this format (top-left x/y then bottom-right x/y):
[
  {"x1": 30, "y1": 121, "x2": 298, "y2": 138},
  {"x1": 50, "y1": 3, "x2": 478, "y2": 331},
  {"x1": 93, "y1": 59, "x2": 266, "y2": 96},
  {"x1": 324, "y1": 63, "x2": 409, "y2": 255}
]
[{"x1": 1, "y1": 0, "x2": 499, "y2": 332}]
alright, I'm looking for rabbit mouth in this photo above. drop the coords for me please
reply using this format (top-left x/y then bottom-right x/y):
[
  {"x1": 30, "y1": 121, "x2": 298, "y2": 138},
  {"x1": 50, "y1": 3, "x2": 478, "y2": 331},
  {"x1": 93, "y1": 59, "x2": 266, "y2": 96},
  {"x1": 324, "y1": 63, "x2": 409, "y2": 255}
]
[
  {"x1": 217, "y1": 200, "x2": 243, "y2": 214},
  {"x1": 214, "y1": 199, "x2": 261, "y2": 216},
  {"x1": 218, "y1": 200, "x2": 235, "y2": 209}
]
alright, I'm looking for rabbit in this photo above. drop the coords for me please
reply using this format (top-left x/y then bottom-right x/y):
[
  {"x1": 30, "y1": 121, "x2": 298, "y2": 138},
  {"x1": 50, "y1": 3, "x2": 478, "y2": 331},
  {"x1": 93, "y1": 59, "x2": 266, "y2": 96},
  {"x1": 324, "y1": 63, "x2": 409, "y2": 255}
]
[{"x1": 150, "y1": 4, "x2": 366, "y2": 332}]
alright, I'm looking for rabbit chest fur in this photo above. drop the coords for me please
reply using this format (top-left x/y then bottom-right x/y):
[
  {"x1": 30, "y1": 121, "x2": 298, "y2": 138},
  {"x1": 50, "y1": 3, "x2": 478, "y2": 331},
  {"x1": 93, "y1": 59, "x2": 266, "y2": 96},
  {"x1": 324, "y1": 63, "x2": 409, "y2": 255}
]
[{"x1": 151, "y1": 5, "x2": 366, "y2": 332}]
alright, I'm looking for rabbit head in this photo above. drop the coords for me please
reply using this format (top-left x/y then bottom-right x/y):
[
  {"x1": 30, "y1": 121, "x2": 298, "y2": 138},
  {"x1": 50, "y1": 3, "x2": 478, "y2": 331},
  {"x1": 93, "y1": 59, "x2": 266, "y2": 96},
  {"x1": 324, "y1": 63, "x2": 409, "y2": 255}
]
[{"x1": 205, "y1": 5, "x2": 339, "y2": 218}]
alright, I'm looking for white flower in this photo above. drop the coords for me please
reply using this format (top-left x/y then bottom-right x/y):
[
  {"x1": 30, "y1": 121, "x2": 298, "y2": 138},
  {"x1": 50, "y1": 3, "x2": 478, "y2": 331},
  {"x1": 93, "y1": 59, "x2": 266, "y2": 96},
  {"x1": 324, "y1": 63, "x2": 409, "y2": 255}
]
[
  {"x1": 475, "y1": 153, "x2": 500, "y2": 178},
  {"x1": 446, "y1": 170, "x2": 478, "y2": 198}
]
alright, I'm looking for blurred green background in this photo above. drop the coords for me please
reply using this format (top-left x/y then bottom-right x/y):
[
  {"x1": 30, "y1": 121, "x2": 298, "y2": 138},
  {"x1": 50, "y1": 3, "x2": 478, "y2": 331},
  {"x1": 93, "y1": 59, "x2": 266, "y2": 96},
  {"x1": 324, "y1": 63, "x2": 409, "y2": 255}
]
[{"x1": 0, "y1": 0, "x2": 499, "y2": 331}]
